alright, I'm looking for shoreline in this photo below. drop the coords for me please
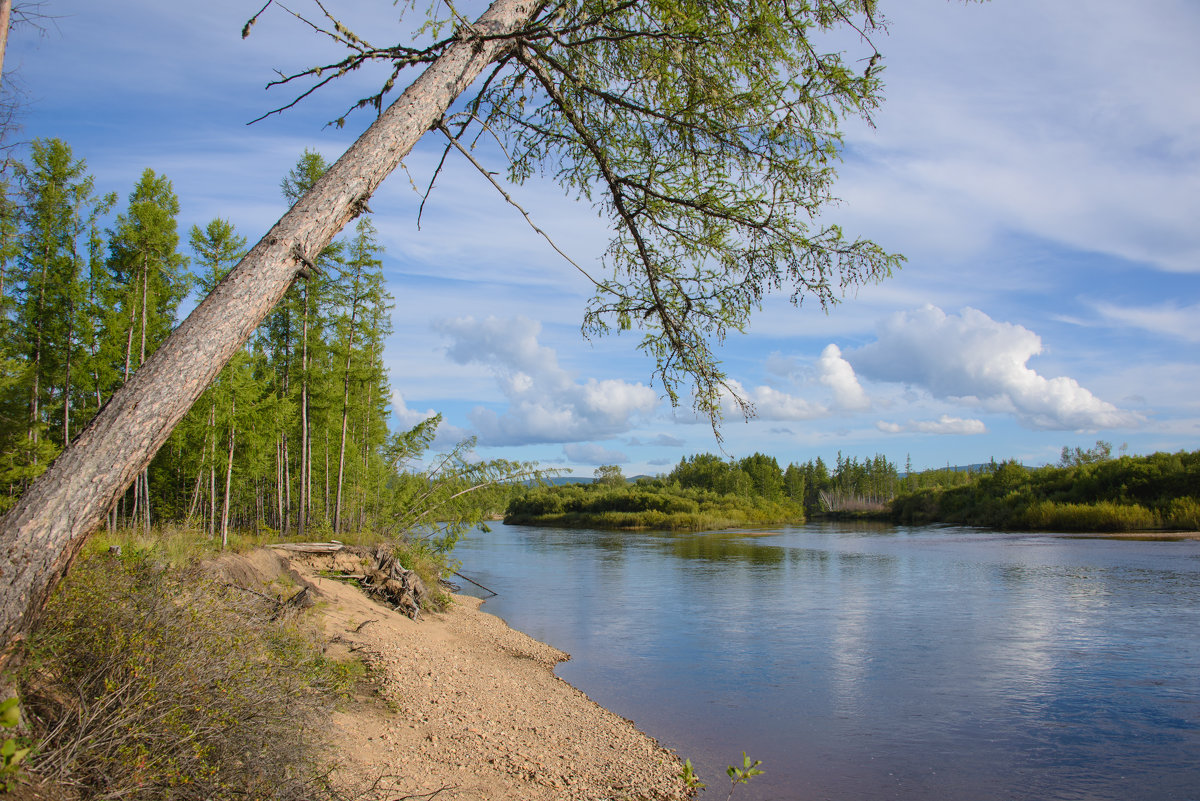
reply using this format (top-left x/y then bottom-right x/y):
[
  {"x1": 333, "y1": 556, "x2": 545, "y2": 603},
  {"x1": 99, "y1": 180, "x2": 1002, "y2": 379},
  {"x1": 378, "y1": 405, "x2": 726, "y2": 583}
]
[{"x1": 260, "y1": 550, "x2": 691, "y2": 801}]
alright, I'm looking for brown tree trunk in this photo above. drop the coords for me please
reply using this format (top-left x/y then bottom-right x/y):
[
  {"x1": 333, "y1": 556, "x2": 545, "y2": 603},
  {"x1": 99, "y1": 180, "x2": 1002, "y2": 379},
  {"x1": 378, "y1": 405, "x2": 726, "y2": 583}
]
[
  {"x1": 29, "y1": 256, "x2": 46, "y2": 461},
  {"x1": 298, "y1": 288, "x2": 309, "y2": 538},
  {"x1": 209, "y1": 400, "x2": 217, "y2": 538},
  {"x1": 221, "y1": 393, "x2": 235, "y2": 549},
  {"x1": 0, "y1": 0, "x2": 537, "y2": 662},
  {"x1": 333, "y1": 302, "x2": 359, "y2": 535},
  {"x1": 282, "y1": 432, "x2": 291, "y2": 533},
  {"x1": 62, "y1": 316, "x2": 72, "y2": 445},
  {"x1": 275, "y1": 434, "x2": 284, "y2": 530},
  {"x1": 334, "y1": 355, "x2": 351, "y2": 535},
  {"x1": 0, "y1": 0, "x2": 11, "y2": 88},
  {"x1": 185, "y1": 465, "x2": 203, "y2": 523},
  {"x1": 138, "y1": 263, "x2": 150, "y2": 535},
  {"x1": 142, "y1": 469, "x2": 151, "y2": 534}
]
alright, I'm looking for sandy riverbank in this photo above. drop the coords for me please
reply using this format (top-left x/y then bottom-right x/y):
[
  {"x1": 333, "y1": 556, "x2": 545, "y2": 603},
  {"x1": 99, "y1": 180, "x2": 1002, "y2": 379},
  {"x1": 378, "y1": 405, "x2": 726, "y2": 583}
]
[
  {"x1": 234, "y1": 549, "x2": 692, "y2": 801},
  {"x1": 1057, "y1": 530, "x2": 1200, "y2": 541}
]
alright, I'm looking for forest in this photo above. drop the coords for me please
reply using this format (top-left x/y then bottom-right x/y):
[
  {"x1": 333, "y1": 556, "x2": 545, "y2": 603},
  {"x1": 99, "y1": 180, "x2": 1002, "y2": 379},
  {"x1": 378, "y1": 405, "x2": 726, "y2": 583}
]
[
  {"x1": 891, "y1": 447, "x2": 1200, "y2": 532},
  {"x1": 507, "y1": 444, "x2": 1200, "y2": 534},
  {"x1": 506, "y1": 451, "x2": 905, "y2": 530},
  {"x1": 0, "y1": 138, "x2": 523, "y2": 546}
]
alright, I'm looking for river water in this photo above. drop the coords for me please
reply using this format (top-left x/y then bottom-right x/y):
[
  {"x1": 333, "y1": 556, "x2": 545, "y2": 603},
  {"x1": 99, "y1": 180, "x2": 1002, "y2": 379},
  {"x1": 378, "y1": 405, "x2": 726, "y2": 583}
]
[{"x1": 451, "y1": 522, "x2": 1200, "y2": 800}]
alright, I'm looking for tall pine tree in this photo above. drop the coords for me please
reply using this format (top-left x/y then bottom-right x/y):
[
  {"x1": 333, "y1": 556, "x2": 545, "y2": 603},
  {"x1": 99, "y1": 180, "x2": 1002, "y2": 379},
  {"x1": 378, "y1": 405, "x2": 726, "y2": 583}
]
[{"x1": 104, "y1": 168, "x2": 189, "y2": 531}]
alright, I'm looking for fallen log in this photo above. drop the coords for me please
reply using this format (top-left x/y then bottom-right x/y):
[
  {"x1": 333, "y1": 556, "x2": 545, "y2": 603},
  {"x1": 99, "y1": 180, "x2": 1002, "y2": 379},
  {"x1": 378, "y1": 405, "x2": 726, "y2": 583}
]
[
  {"x1": 273, "y1": 543, "x2": 428, "y2": 620},
  {"x1": 268, "y1": 542, "x2": 345, "y2": 553}
]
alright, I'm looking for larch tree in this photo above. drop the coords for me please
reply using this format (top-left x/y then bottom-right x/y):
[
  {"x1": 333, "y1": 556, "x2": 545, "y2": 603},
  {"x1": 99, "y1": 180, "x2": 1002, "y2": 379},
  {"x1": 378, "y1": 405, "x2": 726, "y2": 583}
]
[
  {"x1": 0, "y1": 0, "x2": 909, "y2": 665},
  {"x1": 10, "y1": 140, "x2": 95, "y2": 462},
  {"x1": 102, "y1": 169, "x2": 189, "y2": 533},
  {"x1": 330, "y1": 216, "x2": 386, "y2": 535},
  {"x1": 275, "y1": 150, "x2": 339, "y2": 537},
  {"x1": 351, "y1": 258, "x2": 394, "y2": 531},
  {"x1": 173, "y1": 219, "x2": 248, "y2": 534}
]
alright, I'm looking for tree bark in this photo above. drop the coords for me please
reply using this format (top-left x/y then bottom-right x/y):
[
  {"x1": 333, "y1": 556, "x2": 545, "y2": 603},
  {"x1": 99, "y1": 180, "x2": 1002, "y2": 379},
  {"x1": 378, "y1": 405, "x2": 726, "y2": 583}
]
[
  {"x1": 275, "y1": 433, "x2": 284, "y2": 530},
  {"x1": 209, "y1": 398, "x2": 217, "y2": 537},
  {"x1": 333, "y1": 284, "x2": 360, "y2": 536},
  {"x1": 298, "y1": 287, "x2": 309, "y2": 538},
  {"x1": 0, "y1": 0, "x2": 536, "y2": 662},
  {"x1": 0, "y1": 0, "x2": 11, "y2": 88},
  {"x1": 221, "y1": 392, "x2": 235, "y2": 549}
]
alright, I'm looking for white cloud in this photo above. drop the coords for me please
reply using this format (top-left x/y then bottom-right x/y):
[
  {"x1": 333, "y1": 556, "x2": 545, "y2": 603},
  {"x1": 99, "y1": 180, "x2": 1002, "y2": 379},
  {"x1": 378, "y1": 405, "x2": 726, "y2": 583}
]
[
  {"x1": 849, "y1": 305, "x2": 1142, "y2": 431},
  {"x1": 1091, "y1": 301, "x2": 1200, "y2": 343},
  {"x1": 721, "y1": 380, "x2": 828, "y2": 422},
  {"x1": 817, "y1": 344, "x2": 870, "y2": 410},
  {"x1": 876, "y1": 416, "x2": 987, "y2": 436},
  {"x1": 389, "y1": 392, "x2": 472, "y2": 449},
  {"x1": 563, "y1": 443, "x2": 628, "y2": 465},
  {"x1": 433, "y1": 316, "x2": 658, "y2": 446},
  {"x1": 390, "y1": 392, "x2": 438, "y2": 429}
]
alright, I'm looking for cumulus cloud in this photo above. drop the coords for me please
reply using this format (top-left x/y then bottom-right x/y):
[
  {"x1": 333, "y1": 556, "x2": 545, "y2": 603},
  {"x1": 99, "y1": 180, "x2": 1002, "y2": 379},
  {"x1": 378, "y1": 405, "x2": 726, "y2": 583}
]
[
  {"x1": 563, "y1": 443, "x2": 628, "y2": 465},
  {"x1": 391, "y1": 392, "x2": 438, "y2": 428},
  {"x1": 390, "y1": 392, "x2": 471, "y2": 448},
  {"x1": 817, "y1": 344, "x2": 870, "y2": 410},
  {"x1": 433, "y1": 316, "x2": 658, "y2": 446},
  {"x1": 876, "y1": 415, "x2": 987, "y2": 435},
  {"x1": 721, "y1": 380, "x2": 828, "y2": 422},
  {"x1": 849, "y1": 305, "x2": 1141, "y2": 431}
]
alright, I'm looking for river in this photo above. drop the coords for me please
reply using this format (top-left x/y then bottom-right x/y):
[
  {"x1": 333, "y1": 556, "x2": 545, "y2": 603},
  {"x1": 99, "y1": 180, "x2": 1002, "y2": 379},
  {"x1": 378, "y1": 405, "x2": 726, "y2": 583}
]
[{"x1": 452, "y1": 522, "x2": 1200, "y2": 800}]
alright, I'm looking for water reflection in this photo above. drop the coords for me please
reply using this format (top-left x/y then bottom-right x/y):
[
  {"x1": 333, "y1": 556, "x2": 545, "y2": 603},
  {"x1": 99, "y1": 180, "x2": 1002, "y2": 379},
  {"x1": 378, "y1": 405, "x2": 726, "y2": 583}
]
[{"x1": 453, "y1": 523, "x2": 1200, "y2": 801}]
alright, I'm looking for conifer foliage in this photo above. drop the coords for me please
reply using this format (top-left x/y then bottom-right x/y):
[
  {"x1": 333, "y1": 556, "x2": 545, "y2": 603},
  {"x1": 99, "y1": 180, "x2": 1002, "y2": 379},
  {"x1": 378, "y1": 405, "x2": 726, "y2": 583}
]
[{"x1": 0, "y1": 142, "x2": 431, "y2": 537}]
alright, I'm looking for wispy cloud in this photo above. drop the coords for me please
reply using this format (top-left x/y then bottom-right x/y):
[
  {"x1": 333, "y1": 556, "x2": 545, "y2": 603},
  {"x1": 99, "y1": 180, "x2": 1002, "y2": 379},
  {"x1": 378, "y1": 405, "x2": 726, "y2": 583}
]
[
  {"x1": 838, "y1": 0, "x2": 1200, "y2": 273},
  {"x1": 628, "y1": 434, "x2": 685, "y2": 448},
  {"x1": 1091, "y1": 301, "x2": 1200, "y2": 343},
  {"x1": 877, "y1": 416, "x2": 987, "y2": 436},
  {"x1": 563, "y1": 443, "x2": 627, "y2": 465}
]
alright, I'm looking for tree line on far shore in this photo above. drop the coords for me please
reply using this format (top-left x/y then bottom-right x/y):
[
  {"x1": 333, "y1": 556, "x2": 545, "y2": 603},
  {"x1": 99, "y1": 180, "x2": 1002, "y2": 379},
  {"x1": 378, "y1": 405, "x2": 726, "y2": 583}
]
[
  {"x1": 508, "y1": 443, "x2": 1200, "y2": 534},
  {"x1": 893, "y1": 446, "x2": 1200, "y2": 532},
  {"x1": 507, "y1": 450, "x2": 907, "y2": 530}
]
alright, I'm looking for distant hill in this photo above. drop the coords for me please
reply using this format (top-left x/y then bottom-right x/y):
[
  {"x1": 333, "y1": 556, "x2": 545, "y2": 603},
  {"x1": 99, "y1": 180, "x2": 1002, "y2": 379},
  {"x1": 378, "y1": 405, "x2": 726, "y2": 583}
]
[
  {"x1": 542, "y1": 472, "x2": 657, "y2": 484},
  {"x1": 900, "y1": 463, "x2": 1001, "y2": 479}
]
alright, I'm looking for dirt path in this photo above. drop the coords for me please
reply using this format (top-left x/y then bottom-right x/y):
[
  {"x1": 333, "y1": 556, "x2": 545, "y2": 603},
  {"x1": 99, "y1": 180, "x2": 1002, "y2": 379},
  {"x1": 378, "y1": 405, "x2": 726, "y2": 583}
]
[{"x1": 253, "y1": 549, "x2": 691, "y2": 801}]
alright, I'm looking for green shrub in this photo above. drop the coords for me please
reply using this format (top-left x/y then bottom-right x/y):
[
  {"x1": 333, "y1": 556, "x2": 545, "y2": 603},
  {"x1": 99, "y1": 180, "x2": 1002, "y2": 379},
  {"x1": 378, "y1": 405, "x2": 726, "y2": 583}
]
[
  {"x1": 505, "y1": 482, "x2": 803, "y2": 531},
  {"x1": 0, "y1": 697, "x2": 31, "y2": 792},
  {"x1": 1164, "y1": 497, "x2": 1200, "y2": 531},
  {"x1": 1020, "y1": 500, "x2": 1158, "y2": 532},
  {"x1": 20, "y1": 552, "x2": 353, "y2": 800}
]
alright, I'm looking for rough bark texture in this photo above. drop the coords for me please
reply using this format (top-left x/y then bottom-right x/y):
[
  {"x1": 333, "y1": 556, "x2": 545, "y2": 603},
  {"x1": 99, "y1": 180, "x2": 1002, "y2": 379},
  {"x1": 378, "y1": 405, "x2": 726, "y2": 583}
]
[
  {"x1": 0, "y1": 0, "x2": 11, "y2": 86},
  {"x1": 0, "y1": 0, "x2": 536, "y2": 664}
]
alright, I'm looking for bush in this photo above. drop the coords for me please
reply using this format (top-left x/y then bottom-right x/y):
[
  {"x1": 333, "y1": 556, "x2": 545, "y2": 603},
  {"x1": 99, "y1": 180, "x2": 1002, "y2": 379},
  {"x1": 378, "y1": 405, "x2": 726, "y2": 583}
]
[
  {"x1": 20, "y1": 551, "x2": 354, "y2": 800},
  {"x1": 1020, "y1": 500, "x2": 1158, "y2": 532},
  {"x1": 505, "y1": 482, "x2": 804, "y2": 531},
  {"x1": 1164, "y1": 497, "x2": 1200, "y2": 531}
]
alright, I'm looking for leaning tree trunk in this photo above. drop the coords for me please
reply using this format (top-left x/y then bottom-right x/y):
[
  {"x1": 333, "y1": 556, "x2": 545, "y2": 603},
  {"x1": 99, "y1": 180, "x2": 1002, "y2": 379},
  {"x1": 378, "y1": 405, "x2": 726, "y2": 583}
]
[
  {"x1": 0, "y1": 0, "x2": 11, "y2": 88},
  {"x1": 0, "y1": 0, "x2": 536, "y2": 665}
]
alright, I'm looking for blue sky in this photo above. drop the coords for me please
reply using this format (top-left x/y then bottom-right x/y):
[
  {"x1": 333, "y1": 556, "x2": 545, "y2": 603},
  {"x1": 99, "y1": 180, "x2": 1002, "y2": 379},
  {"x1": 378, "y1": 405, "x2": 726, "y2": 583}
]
[{"x1": 8, "y1": 0, "x2": 1200, "y2": 476}]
